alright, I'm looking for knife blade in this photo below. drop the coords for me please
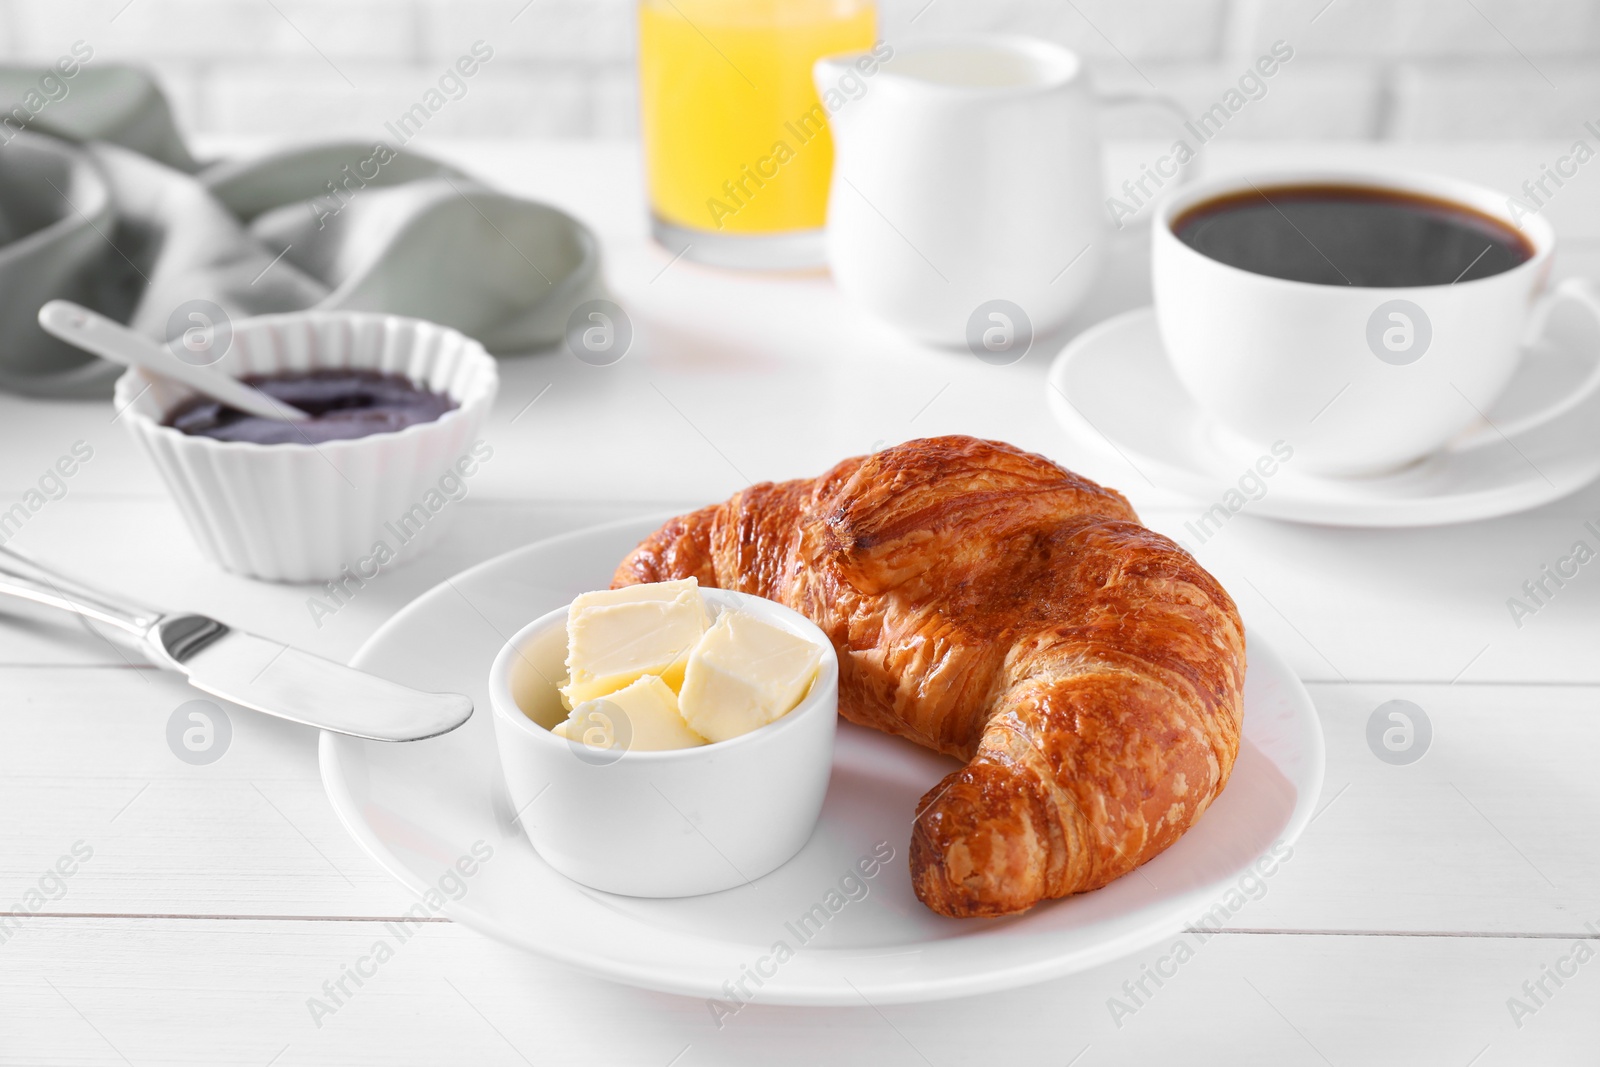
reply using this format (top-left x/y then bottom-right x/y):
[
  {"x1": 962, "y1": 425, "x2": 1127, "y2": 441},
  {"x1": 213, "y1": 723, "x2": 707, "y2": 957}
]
[
  {"x1": 0, "y1": 546, "x2": 472, "y2": 742},
  {"x1": 158, "y1": 616, "x2": 472, "y2": 742}
]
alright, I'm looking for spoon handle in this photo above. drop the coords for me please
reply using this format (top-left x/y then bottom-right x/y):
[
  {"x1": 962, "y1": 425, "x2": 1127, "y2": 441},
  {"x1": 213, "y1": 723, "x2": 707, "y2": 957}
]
[{"x1": 37, "y1": 300, "x2": 311, "y2": 422}]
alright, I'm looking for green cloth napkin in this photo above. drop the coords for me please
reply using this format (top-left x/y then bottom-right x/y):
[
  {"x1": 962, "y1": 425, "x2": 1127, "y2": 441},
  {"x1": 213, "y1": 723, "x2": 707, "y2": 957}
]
[{"x1": 0, "y1": 65, "x2": 604, "y2": 397}]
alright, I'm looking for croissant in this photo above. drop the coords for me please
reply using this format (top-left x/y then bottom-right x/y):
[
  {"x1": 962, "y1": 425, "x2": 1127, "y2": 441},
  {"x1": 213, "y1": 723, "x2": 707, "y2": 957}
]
[{"x1": 612, "y1": 436, "x2": 1245, "y2": 918}]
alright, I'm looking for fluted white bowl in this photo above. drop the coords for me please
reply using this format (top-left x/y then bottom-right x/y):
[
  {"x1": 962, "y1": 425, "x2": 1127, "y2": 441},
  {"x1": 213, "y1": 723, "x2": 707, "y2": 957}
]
[{"x1": 116, "y1": 311, "x2": 498, "y2": 583}]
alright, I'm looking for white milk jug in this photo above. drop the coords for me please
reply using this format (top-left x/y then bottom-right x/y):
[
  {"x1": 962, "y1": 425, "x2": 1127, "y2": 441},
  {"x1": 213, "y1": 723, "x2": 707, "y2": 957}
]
[{"x1": 817, "y1": 36, "x2": 1182, "y2": 348}]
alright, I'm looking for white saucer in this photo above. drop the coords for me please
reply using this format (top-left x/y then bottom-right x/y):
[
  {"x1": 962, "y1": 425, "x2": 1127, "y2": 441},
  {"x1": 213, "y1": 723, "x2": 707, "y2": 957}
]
[
  {"x1": 1046, "y1": 307, "x2": 1600, "y2": 527},
  {"x1": 319, "y1": 515, "x2": 1324, "y2": 1005}
]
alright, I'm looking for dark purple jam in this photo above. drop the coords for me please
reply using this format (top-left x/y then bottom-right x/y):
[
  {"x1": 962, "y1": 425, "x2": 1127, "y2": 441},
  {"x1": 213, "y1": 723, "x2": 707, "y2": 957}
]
[{"x1": 166, "y1": 370, "x2": 456, "y2": 445}]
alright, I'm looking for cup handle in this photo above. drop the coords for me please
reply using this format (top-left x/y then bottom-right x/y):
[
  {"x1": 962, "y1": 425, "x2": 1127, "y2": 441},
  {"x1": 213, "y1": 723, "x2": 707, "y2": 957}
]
[
  {"x1": 1455, "y1": 277, "x2": 1600, "y2": 448},
  {"x1": 1093, "y1": 89, "x2": 1197, "y2": 230}
]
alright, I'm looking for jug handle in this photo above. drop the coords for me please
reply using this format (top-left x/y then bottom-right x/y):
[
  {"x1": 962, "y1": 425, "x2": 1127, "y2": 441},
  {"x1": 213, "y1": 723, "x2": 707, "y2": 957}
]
[{"x1": 1094, "y1": 89, "x2": 1197, "y2": 232}]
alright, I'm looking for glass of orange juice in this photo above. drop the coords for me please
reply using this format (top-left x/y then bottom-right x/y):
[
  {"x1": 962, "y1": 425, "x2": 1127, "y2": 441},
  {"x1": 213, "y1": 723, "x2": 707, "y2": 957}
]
[{"x1": 638, "y1": 0, "x2": 876, "y2": 269}]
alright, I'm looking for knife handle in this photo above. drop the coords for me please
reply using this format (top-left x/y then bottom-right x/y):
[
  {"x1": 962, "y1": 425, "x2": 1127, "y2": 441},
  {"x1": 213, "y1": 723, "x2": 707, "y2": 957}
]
[{"x1": 0, "y1": 544, "x2": 164, "y2": 641}]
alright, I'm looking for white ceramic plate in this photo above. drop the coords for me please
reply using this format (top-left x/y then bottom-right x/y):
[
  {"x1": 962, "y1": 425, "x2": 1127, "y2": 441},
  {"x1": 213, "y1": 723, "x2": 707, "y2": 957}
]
[
  {"x1": 320, "y1": 515, "x2": 1325, "y2": 1005},
  {"x1": 1047, "y1": 307, "x2": 1600, "y2": 527}
]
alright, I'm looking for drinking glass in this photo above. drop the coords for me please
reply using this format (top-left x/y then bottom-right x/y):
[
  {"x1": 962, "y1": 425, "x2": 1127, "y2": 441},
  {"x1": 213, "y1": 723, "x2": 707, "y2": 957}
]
[{"x1": 638, "y1": 0, "x2": 876, "y2": 269}]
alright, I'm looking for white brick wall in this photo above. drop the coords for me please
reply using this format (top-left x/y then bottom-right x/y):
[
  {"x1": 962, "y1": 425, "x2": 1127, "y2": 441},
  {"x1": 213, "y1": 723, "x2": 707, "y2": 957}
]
[{"x1": 2, "y1": 0, "x2": 1599, "y2": 142}]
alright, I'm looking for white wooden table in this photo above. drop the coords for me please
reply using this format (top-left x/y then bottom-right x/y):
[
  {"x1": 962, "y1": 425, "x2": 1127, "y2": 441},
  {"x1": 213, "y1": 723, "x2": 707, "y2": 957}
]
[{"x1": 2, "y1": 139, "x2": 1598, "y2": 1066}]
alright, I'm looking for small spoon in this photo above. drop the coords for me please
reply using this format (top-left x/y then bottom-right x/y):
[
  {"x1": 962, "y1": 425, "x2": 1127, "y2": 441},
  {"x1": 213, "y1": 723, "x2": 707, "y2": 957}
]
[{"x1": 37, "y1": 299, "x2": 311, "y2": 422}]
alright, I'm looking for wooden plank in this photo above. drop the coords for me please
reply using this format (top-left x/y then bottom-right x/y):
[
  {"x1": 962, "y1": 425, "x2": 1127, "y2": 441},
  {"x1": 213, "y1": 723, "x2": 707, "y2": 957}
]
[
  {"x1": 3, "y1": 488, "x2": 1598, "y2": 685},
  {"x1": 1140, "y1": 498, "x2": 1600, "y2": 685},
  {"x1": 0, "y1": 664, "x2": 417, "y2": 919},
  {"x1": 1245, "y1": 682, "x2": 1600, "y2": 936},
  {"x1": 2, "y1": 671, "x2": 1597, "y2": 937},
  {"x1": 0, "y1": 918, "x2": 1594, "y2": 1066}
]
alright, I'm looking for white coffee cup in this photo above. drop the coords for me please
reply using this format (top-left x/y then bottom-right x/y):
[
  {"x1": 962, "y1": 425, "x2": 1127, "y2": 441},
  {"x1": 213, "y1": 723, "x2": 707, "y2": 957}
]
[
  {"x1": 1152, "y1": 168, "x2": 1600, "y2": 477},
  {"x1": 818, "y1": 36, "x2": 1185, "y2": 351}
]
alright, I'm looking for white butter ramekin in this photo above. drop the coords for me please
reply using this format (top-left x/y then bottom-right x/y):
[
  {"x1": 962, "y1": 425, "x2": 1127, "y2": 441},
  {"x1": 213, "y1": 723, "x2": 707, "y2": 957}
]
[
  {"x1": 116, "y1": 311, "x2": 498, "y2": 583},
  {"x1": 490, "y1": 587, "x2": 839, "y2": 898}
]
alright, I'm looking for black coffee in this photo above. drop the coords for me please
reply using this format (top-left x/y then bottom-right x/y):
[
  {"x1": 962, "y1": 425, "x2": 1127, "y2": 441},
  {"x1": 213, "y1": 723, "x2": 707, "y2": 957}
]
[{"x1": 1172, "y1": 184, "x2": 1534, "y2": 287}]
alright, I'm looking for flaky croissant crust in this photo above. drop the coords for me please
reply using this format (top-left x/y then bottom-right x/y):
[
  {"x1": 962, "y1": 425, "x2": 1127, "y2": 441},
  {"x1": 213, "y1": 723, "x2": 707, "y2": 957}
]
[{"x1": 612, "y1": 436, "x2": 1245, "y2": 918}]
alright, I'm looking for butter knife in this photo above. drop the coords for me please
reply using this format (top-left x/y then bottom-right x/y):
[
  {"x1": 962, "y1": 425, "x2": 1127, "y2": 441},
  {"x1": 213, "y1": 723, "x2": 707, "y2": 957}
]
[{"x1": 0, "y1": 545, "x2": 471, "y2": 741}]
